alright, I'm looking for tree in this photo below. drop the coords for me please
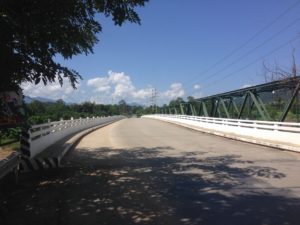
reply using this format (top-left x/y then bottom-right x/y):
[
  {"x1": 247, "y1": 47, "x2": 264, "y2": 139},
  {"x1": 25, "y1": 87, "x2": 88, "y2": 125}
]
[
  {"x1": 0, "y1": 0, "x2": 148, "y2": 91},
  {"x1": 81, "y1": 101, "x2": 95, "y2": 114},
  {"x1": 262, "y1": 48, "x2": 299, "y2": 82},
  {"x1": 118, "y1": 99, "x2": 127, "y2": 115},
  {"x1": 26, "y1": 100, "x2": 46, "y2": 115},
  {"x1": 187, "y1": 96, "x2": 195, "y2": 103},
  {"x1": 169, "y1": 97, "x2": 185, "y2": 107}
]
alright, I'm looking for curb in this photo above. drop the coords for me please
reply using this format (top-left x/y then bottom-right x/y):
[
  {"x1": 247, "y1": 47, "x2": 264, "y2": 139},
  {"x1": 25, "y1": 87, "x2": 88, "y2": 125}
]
[
  {"x1": 147, "y1": 118, "x2": 300, "y2": 153},
  {"x1": 19, "y1": 119, "x2": 123, "y2": 172},
  {"x1": 57, "y1": 120, "x2": 120, "y2": 165}
]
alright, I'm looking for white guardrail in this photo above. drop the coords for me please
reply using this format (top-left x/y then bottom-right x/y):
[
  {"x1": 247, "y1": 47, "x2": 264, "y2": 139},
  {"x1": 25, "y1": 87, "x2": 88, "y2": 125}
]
[
  {"x1": 143, "y1": 114, "x2": 300, "y2": 152},
  {"x1": 21, "y1": 116, "x2": 124, "y2": 158}
]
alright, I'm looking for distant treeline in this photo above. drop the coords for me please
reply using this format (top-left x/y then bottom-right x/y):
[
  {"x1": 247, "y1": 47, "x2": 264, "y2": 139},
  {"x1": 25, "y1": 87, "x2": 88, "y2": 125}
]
[
  {"x1": 18, "y1": 93, "x2": 300, "y2": 125},
  {"x1": 24, "y1": 97, "x2": 192, "y2": 125},
  {"x1": 25, "y1": 99, "x2": 153, "y2": 125}
]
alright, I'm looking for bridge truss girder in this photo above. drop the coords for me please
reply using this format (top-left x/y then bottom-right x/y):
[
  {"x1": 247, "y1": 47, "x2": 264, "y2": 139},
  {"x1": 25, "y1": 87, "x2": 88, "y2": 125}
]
[
  {"x1": 190, "y1": 77, "x2": 300, "y2": 122},
  {"x1": 162, "y1": 77, "x2": 300, "y2": 122}
]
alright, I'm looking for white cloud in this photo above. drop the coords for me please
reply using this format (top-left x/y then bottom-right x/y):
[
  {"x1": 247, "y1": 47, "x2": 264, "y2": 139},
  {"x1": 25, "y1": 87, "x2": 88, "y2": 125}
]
[
  {"x1": 241, "y1": 84, "x2": 252, "y2": 88},
  {"x1": 87, "y1": 70, "x2": 135, "y2": 97},
  {"x1": 150, "y1": 82, "x2": 186, "y2": 106},
  {"x1": 193, "y1": 84, "x2": 201, "y2": 90},
  {"x1": 87, "y1": 72, "x2": 187, "y2": 105},
  {"x1": 162, "y1": 83, "x2": 185, "y2": 99},
  {"x1": 189, "y1": 84, "x2": 202, "y2": 98},
  {"x1": 21, "y1": 78, "x2": 80, "y2": 101},
  {"x1": 132, "y1": 87, "x2": 153, "y2": 99},
  {"x1": 87, "y1": 71, "x2": 154, "y2": 104},
  {"x1": 22, "y1": 70, "x2": 188, "y2": 105},
  {"x1": 109, "y1": 71, "x2": 135, "y2": 98},
  {"x1": 87, "y1": 77, "x2": 111, "y2": 93},
  {"x1": 108, "y1": 70, "x2": 131, "y2": 84}
]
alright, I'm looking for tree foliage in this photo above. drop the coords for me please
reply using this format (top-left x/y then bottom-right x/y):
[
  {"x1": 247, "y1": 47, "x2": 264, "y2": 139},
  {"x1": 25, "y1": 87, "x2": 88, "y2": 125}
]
[
  {"x1": 0, "y1": 0, "x2": 148, "y2": 91},
  {"x1": 25, "y1": 99, "x2": 145, "y2": 124},
  {"x1": 169, "y1": 97, "x2": 185, "y2": 107}
]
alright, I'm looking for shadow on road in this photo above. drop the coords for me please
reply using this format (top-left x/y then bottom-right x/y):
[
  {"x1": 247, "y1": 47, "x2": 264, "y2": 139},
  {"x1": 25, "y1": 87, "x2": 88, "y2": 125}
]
[{"x1": 1, "y1": 146, "x2": 300, "y2": 225}]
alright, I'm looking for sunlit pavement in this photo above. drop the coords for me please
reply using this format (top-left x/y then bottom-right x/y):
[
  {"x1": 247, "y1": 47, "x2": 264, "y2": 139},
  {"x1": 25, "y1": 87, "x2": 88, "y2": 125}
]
[{"x1": 1, "y1": 118, "x2": 300, "y2": 225}]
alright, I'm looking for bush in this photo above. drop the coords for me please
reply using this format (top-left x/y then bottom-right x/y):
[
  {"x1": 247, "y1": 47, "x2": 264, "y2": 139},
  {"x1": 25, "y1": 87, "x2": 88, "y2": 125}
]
[{"x1": 0, "y1": 127, "x2": 21, "y2": 144}]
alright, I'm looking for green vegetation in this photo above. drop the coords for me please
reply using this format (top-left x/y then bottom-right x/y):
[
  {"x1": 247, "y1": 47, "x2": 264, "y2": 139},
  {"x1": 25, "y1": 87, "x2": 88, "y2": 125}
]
[
  {"x1": 0, "y1": 0, "x2": 148, "y2": 151},
  {"x1": 0, "y1": 0, "x2": 148, "y2": 92},
  {"x1": 0, "y1": 127, "x2": 21, "y2": 151},
  {"x1": 156, "y1": 94, "x2": 300, "y2": 122},
  {"x1": 0, "y1": 141, "x2": 20, "y2": 152},
  {"x1": 0, "y1": 98, "x2": 149, "y2": 148},
  {"x1": 1, "y1": 91, "x2": 299, "y2": 149},
  {"x1": 25, "y1": 99, "x2": 147, "y2": 125}
]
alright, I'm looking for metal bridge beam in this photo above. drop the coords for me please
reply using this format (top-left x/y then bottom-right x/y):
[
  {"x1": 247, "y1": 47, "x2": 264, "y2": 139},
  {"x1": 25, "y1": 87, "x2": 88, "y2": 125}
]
[
  {"x1": 238, "y1": 93, "x2": 248, "y2": 119},
  {"x1": 219, "y1": 98, "x2": 230, "y2": 118},
  {"x1": 189, "y1": 104, "x2": 196, "y2": 116},
  {"x1": 212, "y1": 99, "x2": 219, "y2": 117},
  {"x1": 193, "y1": 77, "x2": 300, "y2": 122},
  {"x1": 179, "y1": 103, "x2": 185, "y2": 115},
  {"x1": 279, "y1": 82, "x2": 300, "y2": 122},
  {"x1": 201, "y1": 101, "x2": 209, "y2": 117},
  {"x1": 248, "y1": 92, "x2": 270, "y2": 121}
]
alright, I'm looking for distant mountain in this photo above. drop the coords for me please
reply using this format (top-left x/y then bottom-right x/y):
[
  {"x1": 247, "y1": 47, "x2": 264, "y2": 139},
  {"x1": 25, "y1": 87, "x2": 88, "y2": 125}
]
[
  {"x1": 24, "y1": 97, "x2": 143, "y2": 106},
  {"x1": 24, "y1": 96, "x2": 56, "y2": 103},
  {"x1": 24, "y1": 96, "x2": 34, "y2": 103}
]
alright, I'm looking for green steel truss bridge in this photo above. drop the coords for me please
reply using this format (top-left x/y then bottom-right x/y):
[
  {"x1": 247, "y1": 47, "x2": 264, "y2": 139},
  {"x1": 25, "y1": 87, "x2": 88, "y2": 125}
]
[{"x1": 164, "y1": 77, "x2": 300, "y2": 122}]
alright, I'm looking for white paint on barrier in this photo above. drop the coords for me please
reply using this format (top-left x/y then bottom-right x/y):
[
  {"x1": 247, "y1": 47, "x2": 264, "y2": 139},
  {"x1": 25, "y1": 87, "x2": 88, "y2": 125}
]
[
  {"x1": 27, "y1": 116, "x2": 124, "y2": 158},
  {"x1": 143, "y1": 114, "x2": 300, "y2": 153}
]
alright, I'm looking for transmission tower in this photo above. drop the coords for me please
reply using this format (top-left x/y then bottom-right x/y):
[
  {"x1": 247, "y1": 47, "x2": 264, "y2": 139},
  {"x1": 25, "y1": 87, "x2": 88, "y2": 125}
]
[{"x1": 150, "y1": 88, "x2": 158, "y2": 113}]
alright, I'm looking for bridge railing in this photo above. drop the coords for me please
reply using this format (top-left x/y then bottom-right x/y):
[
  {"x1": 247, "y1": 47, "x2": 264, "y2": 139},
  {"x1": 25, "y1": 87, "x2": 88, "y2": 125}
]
[
  {"x1": 21, "y1": 116, "x2": 124, "y2": 158},
  {"x1": 161, "y1": 114, "x2": 300, "y2": 132},
  {"x1": 143, "y1": 114, "x2": 300, "y2": 152}
]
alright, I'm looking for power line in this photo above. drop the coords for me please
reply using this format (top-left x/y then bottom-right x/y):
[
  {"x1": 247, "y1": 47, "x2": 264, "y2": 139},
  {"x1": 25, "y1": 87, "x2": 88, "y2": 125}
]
[
  {"x1": 184, "y1": 0, "x2": 300, "y2": 86},
  {"x1": 200, "y1": 35, "x2": 300, "y2": 93},
  {"x1": 188, "y1": 17, "x2": 300, "y2": 89}
]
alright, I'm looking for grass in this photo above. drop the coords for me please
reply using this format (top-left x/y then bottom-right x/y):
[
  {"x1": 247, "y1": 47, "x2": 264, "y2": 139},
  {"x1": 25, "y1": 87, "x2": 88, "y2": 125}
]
[
  {"x1": 0, "y1": 138, "x2": 17, "y2": 146},
  {"x1": 0, "y1": 140, "x2": 20, "y2": 152}
]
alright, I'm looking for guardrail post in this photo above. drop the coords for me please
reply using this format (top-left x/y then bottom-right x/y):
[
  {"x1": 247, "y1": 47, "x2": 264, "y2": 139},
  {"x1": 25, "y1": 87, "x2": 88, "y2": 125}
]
[
  {"x1": 20, "y1": 126, "x2": 31, "y2": 157},
  {"x1": 20, "y1": 116, "x2": 125, "y2": 159},
  {"x1": 274, "y1": 124, "x2": 278, "y2": 132},
  {"x1": 144, "y1": 114, "x2": 300, "y2": 152}
]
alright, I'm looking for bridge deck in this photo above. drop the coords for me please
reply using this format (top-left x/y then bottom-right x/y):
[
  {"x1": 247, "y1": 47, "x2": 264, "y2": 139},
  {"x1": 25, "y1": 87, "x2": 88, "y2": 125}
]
[{"x1": 1, "y1": 118, "x2": 300, "y2": 225}]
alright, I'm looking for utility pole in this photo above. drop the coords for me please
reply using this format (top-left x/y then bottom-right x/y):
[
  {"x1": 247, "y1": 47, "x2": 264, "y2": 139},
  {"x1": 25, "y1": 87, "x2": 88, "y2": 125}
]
[{"x1": 150, "y1": 88, "x2": 158, "y2": 113}]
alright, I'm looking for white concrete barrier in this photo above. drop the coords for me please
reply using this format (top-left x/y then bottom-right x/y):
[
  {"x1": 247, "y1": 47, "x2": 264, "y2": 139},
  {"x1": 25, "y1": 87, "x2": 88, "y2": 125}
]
[
  {"x1": 143, "y1": 114, "x2": 300, "y2": 153},
  {"x1": 21, "y1": 116, "x2": 124, "y2": 158}
]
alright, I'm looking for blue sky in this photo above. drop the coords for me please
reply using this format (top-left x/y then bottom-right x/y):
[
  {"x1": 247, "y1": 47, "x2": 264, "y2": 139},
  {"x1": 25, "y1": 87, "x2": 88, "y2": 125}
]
[{"x1": 22, "y1": 0, "x2": 300, "y2": 105}]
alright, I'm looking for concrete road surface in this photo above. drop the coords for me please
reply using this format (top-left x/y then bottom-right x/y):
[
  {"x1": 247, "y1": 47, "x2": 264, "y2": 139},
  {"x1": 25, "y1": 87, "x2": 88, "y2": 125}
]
[{"x1": 1, "y1": 118, "x2": 300, "y2": 225}]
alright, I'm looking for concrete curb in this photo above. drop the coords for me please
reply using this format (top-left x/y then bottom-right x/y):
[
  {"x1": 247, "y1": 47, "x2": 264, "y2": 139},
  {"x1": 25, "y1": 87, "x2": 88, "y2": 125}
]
[
  {"x1": 19, "y1": 119, "x2": 123, "y2": 172},
  {"x1": 57, "y1": 119, "x2": 122, "y2": 165},
  {"x1": 0, "y1": 151, "x2": 20, "y2": 182},
  {"x1": 147, "y1": 118, "x2": 300, "y2": 153}
]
